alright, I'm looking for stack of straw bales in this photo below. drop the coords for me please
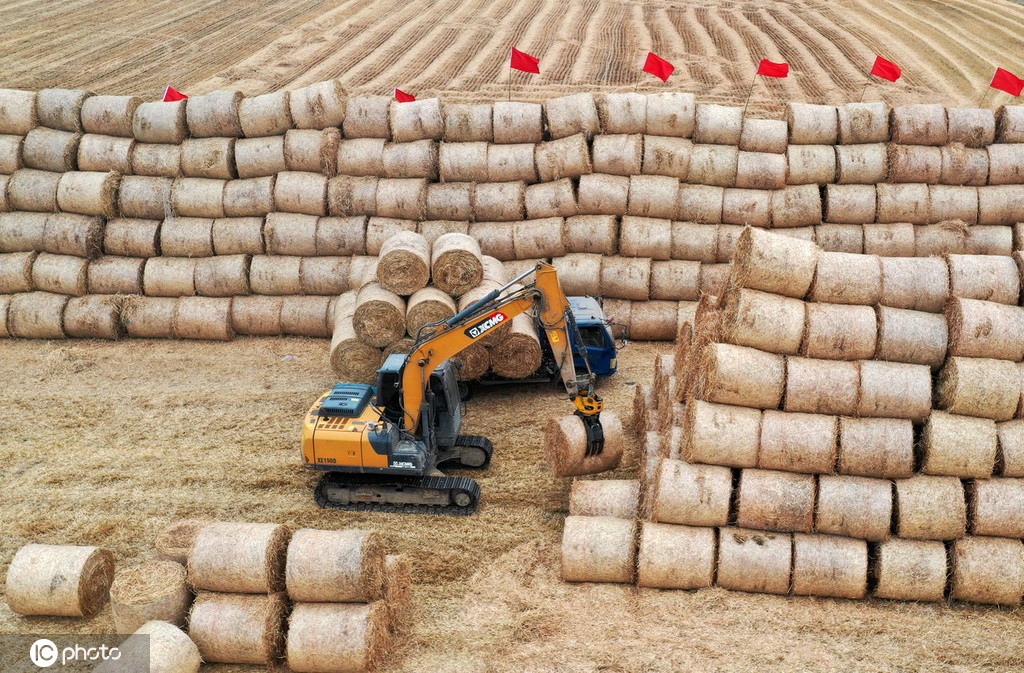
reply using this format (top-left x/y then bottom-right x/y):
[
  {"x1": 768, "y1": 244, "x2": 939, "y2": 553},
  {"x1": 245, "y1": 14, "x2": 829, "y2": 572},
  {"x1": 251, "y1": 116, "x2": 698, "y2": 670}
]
[{"x1": 561, "y1": 227, "x2": 1024, "y2": 607}]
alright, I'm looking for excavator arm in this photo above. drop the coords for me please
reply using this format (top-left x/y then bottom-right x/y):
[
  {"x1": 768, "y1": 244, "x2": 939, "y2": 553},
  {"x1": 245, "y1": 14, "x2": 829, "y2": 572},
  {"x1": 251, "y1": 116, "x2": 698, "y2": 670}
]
[{"x1": 399, "y1": 262, "x2": 605, "y2": 452}]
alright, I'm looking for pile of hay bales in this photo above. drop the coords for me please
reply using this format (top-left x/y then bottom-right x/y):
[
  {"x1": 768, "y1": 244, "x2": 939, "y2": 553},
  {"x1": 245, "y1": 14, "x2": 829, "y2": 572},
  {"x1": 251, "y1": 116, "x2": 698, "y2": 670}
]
[{"x1": 560, "y1": 227, "x2": 1024, "y2": 607}]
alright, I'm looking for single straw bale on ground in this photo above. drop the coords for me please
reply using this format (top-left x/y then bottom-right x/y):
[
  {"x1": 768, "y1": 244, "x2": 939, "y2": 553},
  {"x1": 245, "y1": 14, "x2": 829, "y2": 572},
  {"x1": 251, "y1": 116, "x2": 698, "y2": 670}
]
[
  {"x1": 95, "y1": 619, "x2": 202, "y2": 673},
  {"x1": 110, "y1": 561, "x2": 191, "y2": 634},
  {"x1": 568, "y1": 479, "x2": 639, "y2": 519},
  {"x1": 895, "y1": 475, "x2": 966, "y2": 540},
  {"x1": 187, "y1": 521, "x2": 290, "y2": 593},
  {"x1": 188, "y1": 592, "x2": 287, "y2": 665},
  {"x1": 791, "y1": 534, "x2": 867, "y2": 599},
  {"x1": 716, "y1": 527, "x2": 792, "y2": 595},
  {"x1": 951, "y1": 537, "x2": 1024, "y2": 606},
  {"x1": 287, "y1": 602, "x2": 388, "y2": 673},
  {"x1": 816, "y1": 475, "x2": 892, "y2": 541},
  {"x1": 874, "y1": 539, "x2": 947, "y2": 602},
  {"x1": 560, "y1": 515, "x2": 636, "y2": 584},
  {"x1": 636, "y1": 523, "x2": 716, "y2": 590},
  {"x1": 5, "y1": 543, "x2": 114, "y2": 617}
]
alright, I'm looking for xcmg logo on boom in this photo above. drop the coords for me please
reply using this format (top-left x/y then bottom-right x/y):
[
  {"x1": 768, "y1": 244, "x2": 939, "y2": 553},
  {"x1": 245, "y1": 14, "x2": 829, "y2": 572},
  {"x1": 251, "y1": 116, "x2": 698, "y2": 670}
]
[{"x1": 465, "y1": 312, "x2": 507, "y2": 339}]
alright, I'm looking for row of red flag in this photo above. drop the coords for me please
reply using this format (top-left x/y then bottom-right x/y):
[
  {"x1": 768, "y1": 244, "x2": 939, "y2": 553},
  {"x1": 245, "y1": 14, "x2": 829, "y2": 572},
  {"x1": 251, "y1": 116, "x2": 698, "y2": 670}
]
[{"x1": 162, "y1": 50, "x2": 1024, "y2": 103}]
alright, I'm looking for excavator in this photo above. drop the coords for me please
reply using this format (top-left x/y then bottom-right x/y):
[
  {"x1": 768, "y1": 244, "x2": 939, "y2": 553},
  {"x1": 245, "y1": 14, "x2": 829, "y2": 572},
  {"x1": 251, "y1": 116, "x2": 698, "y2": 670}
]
[{"x1": 300, "y1": 262, "x2": 605, "y2": 514}]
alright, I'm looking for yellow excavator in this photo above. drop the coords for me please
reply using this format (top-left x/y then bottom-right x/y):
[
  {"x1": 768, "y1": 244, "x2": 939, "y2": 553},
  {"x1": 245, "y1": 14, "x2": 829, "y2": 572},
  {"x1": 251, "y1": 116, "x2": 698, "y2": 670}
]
[{"x1": 301, "y1": 262, "x2": 605, "y2": 514}]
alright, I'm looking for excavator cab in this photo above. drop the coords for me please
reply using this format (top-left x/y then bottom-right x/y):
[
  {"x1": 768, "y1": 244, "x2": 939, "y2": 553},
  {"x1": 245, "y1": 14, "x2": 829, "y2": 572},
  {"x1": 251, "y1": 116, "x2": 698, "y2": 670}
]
[{"x1": 376, "y1": 354, "x2": 462, "y2": 448}]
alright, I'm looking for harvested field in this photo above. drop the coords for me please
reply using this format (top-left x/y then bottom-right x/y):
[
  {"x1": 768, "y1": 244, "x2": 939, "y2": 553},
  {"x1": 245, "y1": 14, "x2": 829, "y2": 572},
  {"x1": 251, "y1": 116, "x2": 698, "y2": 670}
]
[
  {"x1": 2, "y1": 0, "x2": 1024, "y2": 113},
  {"x1": 0, "y1": 340, "x2": 1022, "y2": 672}
]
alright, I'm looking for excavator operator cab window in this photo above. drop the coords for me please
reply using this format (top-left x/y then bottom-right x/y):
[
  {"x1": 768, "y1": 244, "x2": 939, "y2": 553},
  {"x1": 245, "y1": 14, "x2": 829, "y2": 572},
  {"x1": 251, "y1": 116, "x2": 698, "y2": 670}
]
[{"x1": 579, "y1": 325, "x2": 609, "y2": 349}]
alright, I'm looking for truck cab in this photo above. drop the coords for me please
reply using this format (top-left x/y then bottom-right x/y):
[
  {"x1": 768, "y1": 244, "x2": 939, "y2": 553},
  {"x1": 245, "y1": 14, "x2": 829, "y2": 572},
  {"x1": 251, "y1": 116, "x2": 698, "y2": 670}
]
[{"x1": 567, "y1": 296, "x2": 618, "y2": 377}]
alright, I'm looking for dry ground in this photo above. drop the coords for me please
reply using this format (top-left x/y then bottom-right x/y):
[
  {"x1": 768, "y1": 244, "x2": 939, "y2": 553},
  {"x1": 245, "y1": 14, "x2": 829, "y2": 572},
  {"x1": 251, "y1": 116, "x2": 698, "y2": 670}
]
[
  {"x1": 0, "y1": 338, "x2": 1022, "y2": 671},
  {"x1": 2, "y1": 0, "x2": 1024, "y2": 113}
]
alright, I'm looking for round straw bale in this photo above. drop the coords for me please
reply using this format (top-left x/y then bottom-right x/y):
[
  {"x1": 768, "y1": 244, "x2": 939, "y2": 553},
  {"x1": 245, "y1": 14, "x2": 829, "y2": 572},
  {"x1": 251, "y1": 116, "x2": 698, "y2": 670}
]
[
  {"x1": 592, "y1": 133, "x2": 643, "y2": 176},
  {"x1": 940, "y1": 143, "x2": 988, "y2": 186},
  {"x1": 89, "y1": 254, "x2": 148, "y2": 296},
  {"x1": 720, "y1": 287, "x2": 804, "y2": 355},
  {"x1": 31, "y1": 252, "x2": 87, "y2": 296},
  {"x1": 512, "y1": 217, "x2": 565, "y2": 259},
  {"x1": 389, "y1": 97, "x2": 442, "y2": 142},
  {"x1": 212, "y1": 217, "x2": 264, "y2": 255},
  {"x1": 809, "y1": 251, "x2": 880, "y2": 305},
  {"x1": 816, "y1": 475, "x2": 892, "y2": 541},
  {"x1": 895, "y1": 475, "x2": 966, "y2": 540},
  {"x1": 300, "y1": 257, "x2": 349, "y2": 296},
  {"x1": 437, "y1": 142, "x2": 486, "y2": 183},
  {"x1": 8, "y1": 292, "x2": 66, "y2": 338},
  {"x1": 119, "y1": 175, "x2": 172, "y2": 220},
  {"x1": 382, "y1": 139, "x2": 438, "y2": 180},
  {"x1": 442, "y1": 102, "x2": 492, "y2": 143},
  {"x1": 619, "y1": 216, "x2": 671, "y2": 259},
  {"x1": 0, "y1": 88, "x2": 37, "y2": 134},
  {"x1": 837, "y1": 101, "x2": 889, "y2": 144},
  {"x1": 231, "y1": 295, "x2": 283, "y2": 336},
  {"x1": 875, "y1": 306, "x2": 948, "y2": 368},
  {"x1": 951, "y1": 537, "x2": 1024, "y2": 606},
  {"x1": 239, "y1": 90, "x2": 292, "y2": 138},
  {"x1": 36, "y1": 88, "x2": 91, "y2": 132},
  {"x1": 133, "y1": 100, "x2": 187, "y2": 144},
  {"x1": 77, "y1": 134, "x2": 134, "y2": 173},
  {"x1": 474, "y1": 181, "x2": 526, "y2": 221},
  {"x1": 650, "y1": 260, "x2": 699, "y2": 301},
  {"x1": 636, "y1": 523, "x2": 716, "y2": 590},
  {"x1": 41, "y1": 213, "x2": 103, "y2": 259},
  {"x1": 576, "y1": 173, "x2": 628, "y2": 216},
  {"x1": 180, "y1": 138, "x2": 236, "y2": 180},
  {"x1": 692, "y1": 104, "x2": 742, "y2": 145},
  {"x1": 684, "y1": 399, "x2": 760, "y2": 468},
  {"x1": 284, "y1": 128, "x2": 340, "y2": 175},
  {"x1": 787, "y1": 145, "x2": 836, "y2": 185},
  {"x1": 814, "y1": 224, "x2": 862, "y2": 253},
  {"x1": 757, "y1": 410, "x2": 836, "y2": 475},
  {"x1": 375, "y1": 178, "x2": 426, "y2": 220},
  {"x1": 739, "y1": 118, "x2": 788, "y2": 154},
  {"x1": 561, "y1": 514, "x2": 636, "y2": 585},
  {"x1": 694, "y1": 342, "x2": 784, "y2": 409},
  {"x1": 131, "y1": 142, "x2": 182, "y2": 178},
  {"x1": 188, "y1": 521, "x2": 289, "y2": 593},
  {"x1": 890, "y1": 104, "x2": 948, "y2": 146},
  {"x1": 431, "y1": 232, "x2": 483, "y2": 296},
  {"x1": 160, "y1": 217, "x2": 214, "y2": 257},
  {"x1": 545, "y1": 411, "x2": 625, "y2": 478},
  {"x1": 640, "y1": 135, "x2": 690, "y2": 179},
  {"x1": 337, "y1": 138, "x2": 386, "y2": 178},
  {"x1": 490, "y1": 100, "x2": 542, "y2": 144},
  {"x1": 979, "y1": 185, "x2": 1024, "y2": 225},
  {"x1": 173, "y1": 297, "x2": 233, "y2": 340},
  {"x1": 490, "y1": 313, "x2": 542, "y2": 377},
  {"x1": 469, "y1": 221, "x2": 515, "y2": 261},
  {"x1": 946, "y1": 107, "x2": 995, "y2": 147},
  {"x1": 791, "y1": 533, "x2": 866, "y2": 599},
  {"x1": 603, "y1": 297, "x2": 632, "y2": 338},
  {"x1": 545, "y1": 93, "x2": 601, "y2": 140},
  {"x1": 382, "y1": 553, "x2": 412, "y2": 634},
  {"x1": 222, "y1": 175, "x2": 275, "y2": 218},
  {"x1": 171, "y1": 178, "x2": 225, "y2": 219},
  {"x1": 823, "y1": 184, "x2": 876, "y2": 224},
  {"x1": 987, "y1": 143, "x2": 1024, "y2": 186},
  {"x1": 156, "y1": 519, "x2": 211, "y2": 565},
  {"x1": 110, "y1": 562, "x2": 190, "y2": 633},
  {"x1": 670, "y1": 221, "x2": 718, "y2": 261},
  {"x1": 650, "y1": 458, "x2": 731, "y2": 526},
  {"x1": 874, "y1": 539, "x2": 947, "y2": 602},
  {"x1": 686, "y1": 144, "x2": 738, "y2": 187},
  {"x1": 536, "y1": 133, "x2": 592, "y2": 182},
  {"x1": 285, "y1": 528, "x2": 384, "y2": 603},
  {"x1": 331, "y1": 312, "x2": 384, "y2": 381},
  {"x1": 960, "y1": 224, "x2": 1012, "y2": 255},
  {"x1": 929, "y1": 186, "x2": 978, "y2": 224},
  {"x1": 143, "y1": 258, "x2": 197, "y2": 297},
  {"x1": 185, "y1": 91, "x2": 243, "y2": 138},
  {"x1": 947, "y1": 297, "x2": 1024, "y2": 360},
  {"x1": 887, "y1": 144, "x2": 941, "y2": 184},
  {"x1": 676, "y1": 185, "x2": 724, "y2": 223},
  {"x1": 972, "y1": 478, "x2": 1024, "y2": 539},
  {"x1": 596, "y1": 92, "x2": 646, "y2": 135},
  {"x1": 730, "y1": 227, "x2": 818, "y2": 298},
  {"x1": 121, "y1": 296, "x2": 176, "y2": 337},
  {"x1": 876, "y1": 183, "x2": 930, "y2": 224},
  {"x1": 365, "y1": 217, "x2": 416, "y2": 256},
  {"x1": 353, "y1": 282, "x2": 406, "y2": 347},
  {"x1": 406, "y1": 286, "x2": 456, "y2": 336},
  {"x1": 5, "y1": 543, "x2": 113, "y2": 616},
  {"x1": 563, "y1": 214, "x2": 620, "y2": 256},
  {"x1": 921, "y1": 411, "x2": 996, "y2": 478},
  {"x1": 0, "y1": 251, "x2": 36, "y2": 293},
  {"x1": 716, "y1": 527, "x2": 792, "y2": 595},
  {"x1": 376, "y1": 230, "x2": 430, "y2": 296},
  {"x1": 235, "y1": 136, "x2": 286, "y2": 178},
  {"x1": 600, "y1": 255, "x2": 650, "y2": 301},
  {"x1": 858, "y1": 360, "x2": 932, "y2": 421},
  {"x1": 837, "y1": 417, "x2": 913, "y2": 478},
  {"x1": 423, "y1": 181, "x2": 471, "y2": 220},
  {"x1": 287, "y1": 602, "x2": 387, "y2": 673},
  {"x1": 627, "y1": 175, "x2": 679, "y2": 220},
  {"x1": 737, "y1": 468, "x2": 815, "y2": 534},
  {"x1": 997, "y1": 105, "x2": 1024, "y2": 142},
  {"x1": 328, "y1": 175, "x2": 379, "y2": 216},
  {"x1": 341, "y1": 95, "x2": 390, "y2": 139},
  {"x1": 735, "y1": 151, "x2": 786, "y2": 190},
  {"x1": 802, "y1": 303, "x2": 877, "y2": 360},
  {"x1": 23, "y1": 128, "x2": 80, "y2": 172},
  {"x1": 569, "y1": 479, "x2": 639, "y2": 519},
  {"x1": 698, "y1": 263, "x2": 730, "y2": 297},
  {"x1": 0, "y1": 135, "x2": 23, "y2": 176},
  {"x1": 486, "y1": 142, "x2": 537, "y2": 183},
  {"x1": 787, "y1": 103, "x2": 838, "y2": 145},
  {"x1": 525, "y1": 179, "x2": 577, "y2": 219},
  {"x1": 448, "y1": 340, "x2": 487, "y2": 381},
  {"x1": 418, "y1": 219, "x2": 469, "y2": 245},
  {"x1": 551, "y1": 254, "x2": 601, "y2": 296},
  {"x1": 194, "y1": 255, "x2": 250, "y2": 297},
  {"x1": 56, "y1": 170, "x2": 119, "y2": 217},
  {"x1": 630, "y1": 301, "x2": 680, "y2": 341},
  {"x1": 879, "y1": 257, "x2": 949, "y2": 312},
  {"x1": 1000, "y1": 418, "x2": 1024, "y2": 477},
  {"x1": 95, "y1": 619, "x2": 202, "y2": 673},
  {"x1": 189, "y1": 592, "x2": 286, "y2": 665},
  {"x1": 938, "y1": 356, "x2": 1019, "y2": 421},
  {"x1": 835, "y1": 143, "x2": 887, "y2": 184},
  {"x1": 272, "y1": 171, "x2": 327, "y2": 216},
  {"x1": 772, "y1": 184, "x2": 823, "y2": 228},
  {"x1": 784, "y1": 356, "x2": 859, "y2": 416}
]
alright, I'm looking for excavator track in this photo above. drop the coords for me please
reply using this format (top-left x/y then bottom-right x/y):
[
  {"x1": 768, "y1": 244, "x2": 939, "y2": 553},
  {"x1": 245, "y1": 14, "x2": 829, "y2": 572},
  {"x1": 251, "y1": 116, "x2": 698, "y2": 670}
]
[
  {"x1": 314, "y1": 472, "x2": 482, "y2": 515},
  {"x1": 450, "y1": 434, "x2": 494, "y2": 469}
]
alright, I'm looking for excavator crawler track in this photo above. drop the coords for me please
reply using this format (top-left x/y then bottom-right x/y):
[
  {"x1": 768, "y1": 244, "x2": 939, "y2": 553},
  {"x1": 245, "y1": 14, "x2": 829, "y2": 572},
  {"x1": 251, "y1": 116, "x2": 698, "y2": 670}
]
[
  {"x1": 450, "y1": 434, "x2": 494, "y2": 469},
  {"x1": 314, "y1": 472, "x2": 481, "y2": 515}
]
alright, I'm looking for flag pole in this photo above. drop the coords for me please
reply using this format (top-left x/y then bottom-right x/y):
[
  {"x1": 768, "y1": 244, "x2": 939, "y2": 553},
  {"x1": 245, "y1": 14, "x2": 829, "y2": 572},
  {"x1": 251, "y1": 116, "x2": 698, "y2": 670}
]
[
  {"x1": 859, "y1": 79, "x2": 871, "y2": 103},
  {"x1": 508, "y1": 68, "x2": 512, "y2": 102},
  {"x1": 979, "y1": 87, "x2": 993, "y2": 109},
  {"x1": 741, "y1": 69, "x2": 758, "y2": 118}
]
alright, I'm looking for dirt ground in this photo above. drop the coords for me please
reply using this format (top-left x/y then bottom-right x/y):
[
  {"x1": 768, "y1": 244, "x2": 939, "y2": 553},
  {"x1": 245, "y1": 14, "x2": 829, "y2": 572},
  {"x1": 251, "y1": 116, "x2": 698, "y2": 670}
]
[
  {"x1": 2, "y1": 0, "x2": 1023, "y2": 112},
  {"x1": 0, "y1": 338, "x2": 1022, "y2": 672}
]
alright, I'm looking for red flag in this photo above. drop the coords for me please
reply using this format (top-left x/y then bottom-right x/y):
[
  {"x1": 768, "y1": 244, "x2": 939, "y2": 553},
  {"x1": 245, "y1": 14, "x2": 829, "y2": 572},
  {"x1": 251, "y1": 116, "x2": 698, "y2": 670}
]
[
  {"x1": 642, "y1": 52, "x2": 675, "y2": 83},
  {"x1": 510, "y1": 47, "x2": 540, "y2": 74},
  {"x1": 163, "y1": 85, "x2": 187, "y2": 102},
  {"x1": 756, "y1": 59, "x2": 789, "y2": 78},
  {"x1": 870, "y1": 56, "x2": 902, "y2": 82},
  {"x1": 394, "y1": 88, "x2": 415, "y2": 103},
  {"x1": 991, "y1": 67, "x2": 1024, "y2": 97}
]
